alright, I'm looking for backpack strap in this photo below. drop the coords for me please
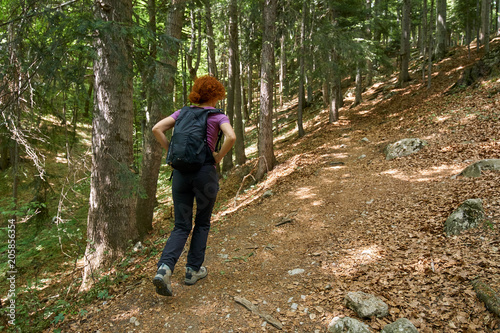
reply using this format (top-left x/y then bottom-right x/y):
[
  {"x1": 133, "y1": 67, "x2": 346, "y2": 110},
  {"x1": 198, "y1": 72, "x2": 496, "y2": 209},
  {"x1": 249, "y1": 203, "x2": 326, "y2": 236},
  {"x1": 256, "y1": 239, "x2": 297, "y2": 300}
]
[
  {"x1": 210, "y1": 108, "x2": 225, "y2": 153},
  {"x1": 215, "y1": 131, "x2": 224, "y2": 152}
]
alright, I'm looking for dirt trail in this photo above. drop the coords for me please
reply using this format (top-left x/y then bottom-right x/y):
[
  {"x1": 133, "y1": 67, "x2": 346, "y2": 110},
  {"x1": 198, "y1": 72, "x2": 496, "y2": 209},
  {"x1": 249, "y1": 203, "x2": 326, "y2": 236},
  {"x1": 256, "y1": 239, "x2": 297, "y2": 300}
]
[{"x1": 58, "y1": 42, "x2": 500, "y2": 333}]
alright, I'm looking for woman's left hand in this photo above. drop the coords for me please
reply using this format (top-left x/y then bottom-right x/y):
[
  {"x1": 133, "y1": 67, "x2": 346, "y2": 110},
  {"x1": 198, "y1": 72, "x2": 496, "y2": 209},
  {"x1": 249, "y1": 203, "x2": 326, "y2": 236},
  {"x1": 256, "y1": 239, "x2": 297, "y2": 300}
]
[{"x1": 212, "y1": 151, "x2": 220, "y2": 164}]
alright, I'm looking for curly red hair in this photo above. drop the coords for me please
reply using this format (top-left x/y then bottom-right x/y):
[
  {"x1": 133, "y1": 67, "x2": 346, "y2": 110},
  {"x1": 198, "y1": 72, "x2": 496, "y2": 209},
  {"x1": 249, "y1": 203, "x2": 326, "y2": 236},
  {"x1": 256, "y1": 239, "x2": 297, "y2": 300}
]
[{"x1": 188, "y1": 75, "x2": 226, "y2": 104}]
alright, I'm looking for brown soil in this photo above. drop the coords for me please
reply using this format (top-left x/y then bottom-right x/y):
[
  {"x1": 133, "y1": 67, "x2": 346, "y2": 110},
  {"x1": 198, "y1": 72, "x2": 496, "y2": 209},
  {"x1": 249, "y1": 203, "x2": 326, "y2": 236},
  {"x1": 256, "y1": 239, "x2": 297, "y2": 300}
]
[{"x1": 56, "y1": 40, "x2": 500, "y2": 333}]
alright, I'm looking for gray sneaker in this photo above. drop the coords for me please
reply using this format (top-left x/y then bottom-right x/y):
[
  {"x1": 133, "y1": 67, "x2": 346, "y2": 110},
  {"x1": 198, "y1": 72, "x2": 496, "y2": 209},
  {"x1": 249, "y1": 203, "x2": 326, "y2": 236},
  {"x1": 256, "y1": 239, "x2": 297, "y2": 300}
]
[
  {"x1": 153, "y1": 263, "x2": 172, "y2": 296},
  {"x1": 185, "y1": 266, "x2": 208, "y2": 285}
]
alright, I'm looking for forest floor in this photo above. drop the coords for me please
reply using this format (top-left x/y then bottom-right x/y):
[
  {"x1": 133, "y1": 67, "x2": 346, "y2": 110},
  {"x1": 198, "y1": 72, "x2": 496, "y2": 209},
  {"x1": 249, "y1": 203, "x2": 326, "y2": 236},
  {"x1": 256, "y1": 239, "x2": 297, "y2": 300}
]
[{"x1": 54, "y1": 39, "x2": 500, "y2": 333}]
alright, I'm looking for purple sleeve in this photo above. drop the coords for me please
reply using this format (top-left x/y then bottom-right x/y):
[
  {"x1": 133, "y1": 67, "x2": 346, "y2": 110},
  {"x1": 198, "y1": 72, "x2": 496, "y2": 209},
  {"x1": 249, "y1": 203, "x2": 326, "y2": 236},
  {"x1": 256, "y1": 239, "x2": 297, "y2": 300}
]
[
  {"x1": 170, "y1": 110, "x2": 181, "y2": 120},
  {"x1": 206, "y1": 113, "x2": 230, "y2": 152}
]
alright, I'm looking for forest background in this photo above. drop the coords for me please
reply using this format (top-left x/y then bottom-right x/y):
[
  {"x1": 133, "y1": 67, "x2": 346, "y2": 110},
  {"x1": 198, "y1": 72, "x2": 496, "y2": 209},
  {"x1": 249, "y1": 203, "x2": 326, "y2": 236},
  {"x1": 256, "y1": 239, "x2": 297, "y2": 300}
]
[{"x1": 0, "y1": 0, "x2": 499, "y2": 332}]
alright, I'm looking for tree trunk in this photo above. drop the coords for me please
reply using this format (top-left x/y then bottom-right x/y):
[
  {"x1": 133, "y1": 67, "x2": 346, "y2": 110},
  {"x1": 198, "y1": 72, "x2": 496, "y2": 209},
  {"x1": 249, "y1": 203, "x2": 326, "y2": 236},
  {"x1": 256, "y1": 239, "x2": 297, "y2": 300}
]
[
  {"x1": 481, "y1": 0, "x2": 491, "y2": 53},
  {"x1": 467, "y1": 11, "x2": 471, "y2": 58},
  {"x1": 231, "y1": 0, "x2": 246, "y2": 166},
  {"x1": 336, "y1": 66, "x2": 344, "y2": 109},
  {"x1": 5, "y1": 21, "x2": 21, "y2": 221},
  {"x1": 247, "y1": 62, "x2": 252, "y2": 120},
  {"x1": 84, "y1": 81, "x2": 93, "y2": 118},
  {"x1": 205, "y1": 0, "x2": 218, "y2": 77},
  {"x1": 354, "y1": 62, "x2": 362, "y2": 106},
  {"x1": 496, "y1": 0, "x2": 499, "y2": 35},
  {"x1": 0, "y1": 125, "x2": 11, "y2": 170},
  {"x1": 329, "y1": 83, "x2": 340, "y2": 123},
  {"x1": 477, "y1": 0, "x2": 481, "y2": 51},
  {"x1": 82, "y1": 0, "x2": 137, "y2": 290},
  {"x1": 256, "y1": 0, "x2": 277, "y2": 181},
  {"x1": 241, "y1": 61, "x2": 249, "y2": 121},
  {"x1": 279, "y1": 31, "x2": 286, "y2": 108},
  {"x1": 373, "y1": 0, "x2": 382, "y2": 42},
  {"x1": 187, "y1": 9, "x2": 201, "y2": 81},
  {"x1": 135, "y1": 0, "x2": 186, "y2": 239},
  {"x1": 223, "y1": 1, "x2": 237, "y2": 173},
  {"x1": 322, "y1": 80, "x2": 329, "y2": 108},
  {"x1": 306, "y1": 3, "x2": 314, "y2": 105},
  {"x1": 435, "y1": 0, "x2": 447, "y2": 59},
  {"x1": 399, "y1": 0, "x2": 411, "y2": 85},
  {"x1": 422, "y1": 0, "x2": 428, "y2": 81},
  {"x1": 428, "y1": 0, "x2": 434, "y2": 89},
  {"x1": 328, "y1": 51, "x2": 341, "y2": 123},
  {"x1": 329, "y1": 76, "x2": 342, "y2": 123},
  {"x1": 181, "y1": 48, "x2": 186, "y2": 104},
  {"x1": 365, "y1": 2, "x2": 373, "y2": 91},
  {"x1": 297, "y1": 0, "x2": 306, "y2": 138}
]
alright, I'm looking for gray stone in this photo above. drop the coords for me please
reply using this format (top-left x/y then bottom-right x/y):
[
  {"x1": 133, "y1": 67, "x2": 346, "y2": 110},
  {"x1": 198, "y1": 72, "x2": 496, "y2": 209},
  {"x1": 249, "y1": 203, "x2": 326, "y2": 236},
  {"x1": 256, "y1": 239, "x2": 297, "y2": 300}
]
[
  {"x1": 133, "y1": 241, "x2": 143, "y2": 252},
  {"x1": 384, "y1": 138, "x2": 427, "y2": 160},
  {"x1": 459, "y1": 159, "x2": 500, "y2": 178},
  {"x1": 381, "y1": 318, "x2": 418, "y2": 333},
  {"x1": 444, "y1": 199, "x2": 484, "y2": 236},
  {"x1": 262, "y1": 190, "x2": 273, "y2": 198},
  {"x1": 328, "y1": 317, "x2": 372, "y2": 333},
  {"x1": 288, "y1": 268, "x2": 305, "y2": 275},
  {"x1": 344, "y1": 291, "x2": 388, "y2": 318}
]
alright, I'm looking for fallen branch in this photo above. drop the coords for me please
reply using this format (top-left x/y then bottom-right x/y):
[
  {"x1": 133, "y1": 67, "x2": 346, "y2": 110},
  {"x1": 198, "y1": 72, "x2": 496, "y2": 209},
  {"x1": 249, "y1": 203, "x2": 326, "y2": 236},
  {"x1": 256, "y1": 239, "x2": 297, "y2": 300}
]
[
  {"x1": 472, "y1": 278, "x2": 500, "y2": 317},
  {"x1": 233, "y1": 160, "x2": 259, "y2": 207},
  {"x1": 234, "y1": 296, "x2": 283, "y2": 330},
  {"x1": 275, "y1": 217, "x2": 294, "y2": 226}
]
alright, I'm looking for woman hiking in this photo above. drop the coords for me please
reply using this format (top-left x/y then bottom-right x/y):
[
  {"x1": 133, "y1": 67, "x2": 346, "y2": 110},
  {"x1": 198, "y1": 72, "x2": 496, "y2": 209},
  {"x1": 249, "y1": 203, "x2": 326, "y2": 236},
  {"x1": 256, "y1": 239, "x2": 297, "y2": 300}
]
[{"x1": 151, "y1": 75, "x2": 236, "y2": 296}]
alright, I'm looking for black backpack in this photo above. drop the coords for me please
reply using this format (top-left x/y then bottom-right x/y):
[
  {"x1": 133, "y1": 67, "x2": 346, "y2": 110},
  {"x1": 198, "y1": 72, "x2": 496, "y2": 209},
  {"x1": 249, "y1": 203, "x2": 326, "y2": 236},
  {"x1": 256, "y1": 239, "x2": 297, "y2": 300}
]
[{"x1": 166, "y1": 106, "x2": 224, "y2": 173}]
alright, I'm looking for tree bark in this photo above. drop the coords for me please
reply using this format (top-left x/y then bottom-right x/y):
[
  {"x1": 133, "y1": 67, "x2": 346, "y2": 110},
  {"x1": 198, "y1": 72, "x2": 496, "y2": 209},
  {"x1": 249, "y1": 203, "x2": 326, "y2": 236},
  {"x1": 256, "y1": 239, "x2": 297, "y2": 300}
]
[
  {"x1": 204, "y1": 0, "x2": 218, "y2": 77},
  {"x1": 329, "y1": 71, "x2": 341, "y2": 123},
  {"x1": 481, "y1": 0, "x2": 491, "y2": 53},
  {"x1": 247, "y1": 62, "x2": 252, "y2": 120},
  {"x1": 328, "y1": 48, "x2": 342, "y2": 124},
  {"x1": 0, "y1": 135, "x2": 9, "y2": 170},
  {"x1": 354, "y1": 62, "x2": 362, "y2": 106},
  {"x1": 241, "y1": 61, "x2": 249, "y2": 120},
  {"x1": 496, "y1": 0, "x2": 500, "y2": 35},
  {"x1": 231, "y1": 0, "x2": 246, "y2": 166},
  {"x1": 435, "y1": 0, "x2": 447, "y2": 59},
  {"x1": 365, "y1": 0, "x2": 373, "y2": 87},
  {"x1": 256, "y1": 0, "x2": 277, "y2": 181},
  {"x1": 187, "y1": 9, "x2": 201, "y2": 81},
  {"x1": 135, "y1": 0, "x2": 186, "y2": 239},
  {"x1": 422, "y1": 0, "x2": 428, "y2": 81},
  {"x1": 82, "y1": 0, "x2": 137, "y2": 290},
  {"x1": 477, "y1": 0, "x2": 481, "y2": 51},
  {"x1": 279, "y1": 31, "x2": 286, "y2": 108},
  {"x1": 322, "y1": 80, "x2": 329, "y2": 108},
  {"x1": 399, "y1": 0, "x2": 411, "y2": 85},
  {"x1": 428, "y1": 0, "x2": 435, "y2": 89},
  {"x1": 297, "y1": 0, "x2": 306, "y2": 138},
  {"x1": 223, "y1": 2, "x2": 237, "y2": 172}
]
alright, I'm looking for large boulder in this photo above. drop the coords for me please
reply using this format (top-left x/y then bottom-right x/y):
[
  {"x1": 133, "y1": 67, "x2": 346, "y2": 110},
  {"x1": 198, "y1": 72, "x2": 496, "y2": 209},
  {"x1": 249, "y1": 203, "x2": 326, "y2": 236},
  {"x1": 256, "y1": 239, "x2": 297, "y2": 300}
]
[
  {"x1": 381, "y1": 318, "x2": 419, "y2": 333},
  {"x1": 328, "y1": 317, "x2": 372, "y2": 333},
  {"x1": 344, "y1": 291, "x2": 388, "y2": 318},
  {"x1": 384, "y1": 138, "x2": 427, "y2": 160},
  {"x1": 444, "y1": 199, "x2": 485, "y2": 236},
  {"x1": 459, "y1": 159, "x2": 500, "y2": 178}
]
